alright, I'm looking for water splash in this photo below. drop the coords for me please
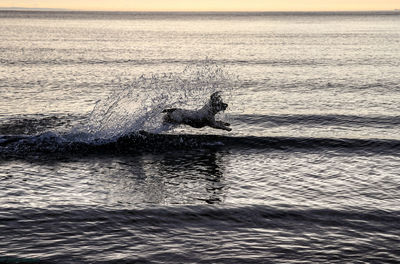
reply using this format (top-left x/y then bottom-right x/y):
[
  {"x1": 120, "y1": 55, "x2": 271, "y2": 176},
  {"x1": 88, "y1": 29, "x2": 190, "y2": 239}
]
[{"x1": 74, "y1": 61, "x2": 237, "y2": 141}]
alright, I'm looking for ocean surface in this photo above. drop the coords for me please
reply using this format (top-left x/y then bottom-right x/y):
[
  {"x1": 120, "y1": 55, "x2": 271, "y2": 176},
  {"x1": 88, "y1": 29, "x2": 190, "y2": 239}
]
[{"x1": 1, "y1": 10, "x2": 400, "y2": 263}]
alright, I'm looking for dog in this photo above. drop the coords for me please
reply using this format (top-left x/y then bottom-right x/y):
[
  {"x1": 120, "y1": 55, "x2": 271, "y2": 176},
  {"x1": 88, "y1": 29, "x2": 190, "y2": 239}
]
[{"x1": 162, "y1": 91, "x2": 231, "y2": 131}]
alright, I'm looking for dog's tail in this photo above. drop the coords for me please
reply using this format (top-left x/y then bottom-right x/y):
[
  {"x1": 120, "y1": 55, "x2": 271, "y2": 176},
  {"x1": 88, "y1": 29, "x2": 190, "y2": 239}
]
[{"x1": 162, "y1": 108, "x2": 177, "y2": 113}]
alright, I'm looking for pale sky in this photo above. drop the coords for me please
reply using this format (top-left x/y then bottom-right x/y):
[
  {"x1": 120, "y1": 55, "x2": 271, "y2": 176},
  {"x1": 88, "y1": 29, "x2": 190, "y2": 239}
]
[{"x1": 0, "y1": 0, "x2": 399, "y2": 12}]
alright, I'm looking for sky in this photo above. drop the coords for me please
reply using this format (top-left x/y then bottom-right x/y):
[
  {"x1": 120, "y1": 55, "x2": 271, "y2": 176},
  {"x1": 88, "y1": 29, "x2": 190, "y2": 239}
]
[{"x1": 0, "y1": 0, "x2": 399, "y2": 12}]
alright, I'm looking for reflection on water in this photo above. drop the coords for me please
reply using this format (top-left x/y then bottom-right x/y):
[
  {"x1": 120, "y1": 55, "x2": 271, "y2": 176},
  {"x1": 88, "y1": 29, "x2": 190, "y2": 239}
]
[
  {"x1": 140, "y1": 149, "x2": 228, "y2": 205},
  {"x1": 2, "y1": 147, "x2": 400, "y2": 210},
  {"x1": 88, "y1": 149, "x2": 229, "y2": 205},
  {"x1": 0, "y1": 149, "x2": 230, "y2": 208}
]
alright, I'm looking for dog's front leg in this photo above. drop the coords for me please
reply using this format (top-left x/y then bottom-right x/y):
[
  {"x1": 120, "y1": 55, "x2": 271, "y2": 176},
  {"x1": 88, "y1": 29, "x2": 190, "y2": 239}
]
[{"x1": 210, "y1": 120, "x2": 232, "y2": 131}]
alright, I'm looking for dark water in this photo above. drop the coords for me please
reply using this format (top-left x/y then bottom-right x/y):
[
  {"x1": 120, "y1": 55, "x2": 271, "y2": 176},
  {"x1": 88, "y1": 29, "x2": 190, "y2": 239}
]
[
  {"x1": 1, "y1": 11, "x2": 400, "y2": 263},
  {"x1": 1, "y1": 205, "x2": 399, "y2": 263}
]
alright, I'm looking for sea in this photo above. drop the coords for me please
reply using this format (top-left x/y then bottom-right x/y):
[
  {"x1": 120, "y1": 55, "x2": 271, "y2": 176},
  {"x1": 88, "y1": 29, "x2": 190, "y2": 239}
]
[{"x1": 0, "y1": 10, "x2": 400, "y2": 263}]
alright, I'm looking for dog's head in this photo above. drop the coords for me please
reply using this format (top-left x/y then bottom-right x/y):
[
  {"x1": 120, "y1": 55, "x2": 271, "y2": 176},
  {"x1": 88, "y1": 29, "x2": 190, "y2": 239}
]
[{"x1": 209, "y1": 91, "x2": 228, "y2": 113}]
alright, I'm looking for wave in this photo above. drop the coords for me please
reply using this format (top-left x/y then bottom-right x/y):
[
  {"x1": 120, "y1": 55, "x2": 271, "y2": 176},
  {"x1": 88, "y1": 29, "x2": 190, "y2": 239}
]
[
  {"x1": 235, "y1": 114, "x2": 400, "y2": 128},
  {"x1": 0, "y1": 58, "x2": 325, "y2": 67},
  {"x1": 0, "y1": 114, "x2": 82, "y2": 135},
  {"x1": 2, "y1": 204, "x2": 399, "y2": 232},
  {"x1": 1, "y1": 131, "x2": 399, "y2": 158},
  {"x1": 2, "y1": 57, "x2": 398, "y2": 68}
]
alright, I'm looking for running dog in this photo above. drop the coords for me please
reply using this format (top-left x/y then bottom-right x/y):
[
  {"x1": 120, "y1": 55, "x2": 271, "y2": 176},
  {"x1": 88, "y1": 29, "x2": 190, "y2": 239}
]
[{"x1": 162, "y1": 91, "x2": 231, "y2": 131}]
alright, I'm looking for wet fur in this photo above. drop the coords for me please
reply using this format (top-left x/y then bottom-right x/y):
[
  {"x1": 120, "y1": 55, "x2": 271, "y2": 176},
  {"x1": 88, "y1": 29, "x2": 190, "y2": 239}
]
[{"x1": 162, "y1": 92, "x2": 231, "y2": 131}]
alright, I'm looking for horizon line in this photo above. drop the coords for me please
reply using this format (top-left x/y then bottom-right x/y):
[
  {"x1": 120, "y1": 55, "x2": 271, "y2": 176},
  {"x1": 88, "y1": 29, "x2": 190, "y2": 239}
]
[{"x1": 1, "y1": 7, "x2": 399, "y2": 13}]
